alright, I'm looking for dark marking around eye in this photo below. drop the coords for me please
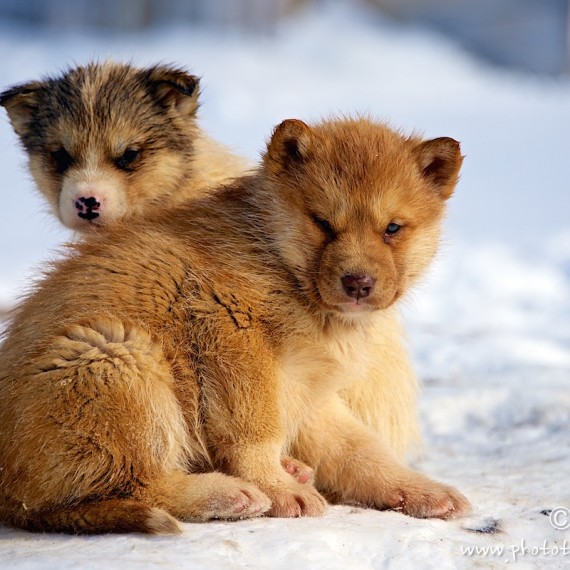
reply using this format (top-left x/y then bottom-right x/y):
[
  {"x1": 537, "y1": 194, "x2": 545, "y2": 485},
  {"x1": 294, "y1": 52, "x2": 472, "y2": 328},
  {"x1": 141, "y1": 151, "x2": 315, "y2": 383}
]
[
  {"x1": 51, "y1": 148, "x2": 74, "y2": 175},
  {"x1": 311, "y1": 214, "x2": 336, "y2": 241},
  {"x1": 115, "y1": 148, "x2": 141, "y2": 171}
]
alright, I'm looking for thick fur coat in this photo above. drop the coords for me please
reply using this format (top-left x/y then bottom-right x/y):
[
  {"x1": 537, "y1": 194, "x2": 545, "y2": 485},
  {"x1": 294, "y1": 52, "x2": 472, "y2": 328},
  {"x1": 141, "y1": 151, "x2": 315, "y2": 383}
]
[
  {"x1": 1, "y1": 63, "x2": 420, "y2": 459},
  {"x1": 0, "y1": 118, "x2": 470, "y2": 534}
]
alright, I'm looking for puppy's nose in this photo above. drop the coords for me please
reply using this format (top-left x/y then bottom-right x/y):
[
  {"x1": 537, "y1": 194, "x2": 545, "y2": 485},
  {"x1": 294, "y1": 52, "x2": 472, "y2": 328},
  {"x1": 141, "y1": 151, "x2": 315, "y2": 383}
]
[
  {"x1": 75, "y1": 196, "x2": 101, "y2": 221},
  {"x1": 341, "y1": 274, "x2": 376, "y2": 300},
  {"x1": 80, "y1": 196, "x2": 100, "y2": 209}
]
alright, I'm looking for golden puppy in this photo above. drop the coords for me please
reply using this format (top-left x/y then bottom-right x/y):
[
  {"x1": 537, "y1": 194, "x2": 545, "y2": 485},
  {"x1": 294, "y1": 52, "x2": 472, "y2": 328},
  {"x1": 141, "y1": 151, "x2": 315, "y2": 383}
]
[{"x1": 0, "y1": 117, "x2": 470, "y2": 534}]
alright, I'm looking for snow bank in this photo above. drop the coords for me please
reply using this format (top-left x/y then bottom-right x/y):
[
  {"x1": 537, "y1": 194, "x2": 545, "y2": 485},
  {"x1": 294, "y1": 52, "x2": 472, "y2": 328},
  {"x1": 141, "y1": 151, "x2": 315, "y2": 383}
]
[{"x1": 0, "y1": 2, "x2": 568, "y2": 568}]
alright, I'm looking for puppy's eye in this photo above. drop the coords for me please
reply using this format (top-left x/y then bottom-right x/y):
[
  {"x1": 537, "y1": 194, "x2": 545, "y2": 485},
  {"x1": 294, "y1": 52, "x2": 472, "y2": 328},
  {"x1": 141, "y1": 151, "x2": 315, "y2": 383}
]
[
  {"x1": 311, "y1": 214, "x2": 336, "y2": 240},
  {"x1": 51, "y1": 148, "x2": 74, "y2": 175},
  {"x1": 385, "y1": 223, "x2": 402, "y2": 236},
  {"x1": 115, "y1": 148, "x2": 140, "y2": 171}
]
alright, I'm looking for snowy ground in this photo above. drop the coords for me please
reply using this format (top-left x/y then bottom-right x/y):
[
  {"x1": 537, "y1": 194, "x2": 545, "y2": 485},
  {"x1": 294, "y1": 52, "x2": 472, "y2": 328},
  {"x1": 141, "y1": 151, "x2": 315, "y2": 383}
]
[{"x1": 0, "y1": 2, "x2": 569, "y2": 568}]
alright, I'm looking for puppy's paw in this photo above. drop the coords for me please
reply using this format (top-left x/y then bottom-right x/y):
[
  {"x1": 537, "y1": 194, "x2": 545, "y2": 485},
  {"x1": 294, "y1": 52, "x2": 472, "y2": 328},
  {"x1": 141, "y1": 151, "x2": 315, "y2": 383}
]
[
  {"x1": 265, "y1": 482, "x2": 327, "y2": 518},
  {"x1": 201, "y1": 477, "x2": 272, "y2": 520},
  {"x1": 280, "y1": 456, "x2": 315, "y2": 484},
  {"x1": 386, "y1": 475, "x2": 471, "y2": 520}
]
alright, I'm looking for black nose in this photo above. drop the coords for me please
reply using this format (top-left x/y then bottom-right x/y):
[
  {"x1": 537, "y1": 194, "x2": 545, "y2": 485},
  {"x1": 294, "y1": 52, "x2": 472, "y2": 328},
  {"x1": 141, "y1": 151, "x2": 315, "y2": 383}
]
[
  {"x1": 75, "y1": 196, "x2": 101, "y2": 221},
  {"x1": 81, "y1": 196, "x2": 100, "y2": 209},
  {"x1": 78, "y1": 210, "x2": 100, "y2": 221},
  {"x1": 341, "y1": 274, "x2": 376, "y2": 300}
]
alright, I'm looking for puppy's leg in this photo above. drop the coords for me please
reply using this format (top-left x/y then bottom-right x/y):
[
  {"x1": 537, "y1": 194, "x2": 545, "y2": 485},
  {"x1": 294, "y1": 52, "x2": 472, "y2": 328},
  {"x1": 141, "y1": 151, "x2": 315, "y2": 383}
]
[
  {"x1": 14, "y1": 470, "x2": 271, "y2": 535},
  {"x1": 146, "y1": 470, "x2": 271, "y2": 522},
  {"x1": 2, "y1": 318, "x2": 269, "y2": 534},
  {"x1": 295, "y1": 396, "x2": 470, "y2": 519},
  {"x1": 195, "y1": 320, "x2": 326, "y2": 518}
]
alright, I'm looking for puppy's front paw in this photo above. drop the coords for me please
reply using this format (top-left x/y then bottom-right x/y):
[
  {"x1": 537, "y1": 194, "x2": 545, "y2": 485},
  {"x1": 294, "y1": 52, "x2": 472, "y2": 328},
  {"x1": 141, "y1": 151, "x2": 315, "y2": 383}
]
[
  {"x1": 387, "y1": 475, "x2": 471, "y2": 520},
  {"x1": 265, "y1": 482, "x2": 327, "y2": 518},
  {"x1": 200, "y1": 476, "x2": 272, "y2": 520},
  {"x1": 281, "y1": 456, "x2": 315, "y2": 484}
]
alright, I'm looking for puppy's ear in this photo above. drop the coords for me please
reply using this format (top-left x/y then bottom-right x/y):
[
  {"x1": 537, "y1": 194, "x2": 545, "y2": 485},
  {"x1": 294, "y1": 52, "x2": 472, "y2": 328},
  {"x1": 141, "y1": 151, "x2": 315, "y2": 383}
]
[
  {"x1": 265, "y1": 119, "x2": 313, "y2": 173},
  {"x1": 414, "y1": 137, "x2": 463, "y2": 199},
  {"x1": 0, "y1": 81, "x2": 44, "y2": 137},
  {"x1": 146, "y1": 66, "x2": 200, "y2": 116}
]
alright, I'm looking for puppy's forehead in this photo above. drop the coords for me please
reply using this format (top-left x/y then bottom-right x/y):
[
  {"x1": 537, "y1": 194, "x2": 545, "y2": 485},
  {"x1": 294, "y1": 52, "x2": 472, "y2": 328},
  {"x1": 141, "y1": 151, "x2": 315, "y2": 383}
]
[
  {"x1": 58, "y1": 65, "x2": 149, "y2": 116},
  {"x1": 37, "y1": 64, "x2": 168, "y2": 148},
  {"x1": 300, "y1": 121, "x2": 445, "y2": 226},
  {"x1": 308, "y1": 123, "x2": 418, "y2": 199}
]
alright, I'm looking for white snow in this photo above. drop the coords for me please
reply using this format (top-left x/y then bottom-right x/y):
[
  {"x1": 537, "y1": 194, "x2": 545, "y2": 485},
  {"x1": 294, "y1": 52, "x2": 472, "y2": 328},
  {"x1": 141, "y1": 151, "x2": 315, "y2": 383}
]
[{"x1": 0, "y1": 1, "x2": 569, "y2": 568}]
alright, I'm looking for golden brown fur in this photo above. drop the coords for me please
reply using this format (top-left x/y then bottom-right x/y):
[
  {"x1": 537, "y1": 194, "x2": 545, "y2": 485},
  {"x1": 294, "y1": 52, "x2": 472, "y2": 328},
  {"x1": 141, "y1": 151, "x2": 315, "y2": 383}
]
[
  {"x1": 1, "y1": 63, "x2": 418, "y2": 460},
  {"x1": 0, "y1": 117, "x2": 470, "y2": 534},
  {"x1": 0, "y1": 61, "x2": 250, "y2": 231}
]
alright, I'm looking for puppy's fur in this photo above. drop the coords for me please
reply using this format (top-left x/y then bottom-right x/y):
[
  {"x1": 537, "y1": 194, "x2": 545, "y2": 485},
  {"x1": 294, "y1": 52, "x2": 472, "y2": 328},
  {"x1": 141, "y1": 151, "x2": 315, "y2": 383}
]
[
  {"x1": 1, "y1": 64, "x2": 420, "y2": 459},
  {"x1": 0, "y1": 62, "x2": 250, "y2": 231},
  {"x1": 0, "y1": 118, "x2": 470, "y2": 534}
]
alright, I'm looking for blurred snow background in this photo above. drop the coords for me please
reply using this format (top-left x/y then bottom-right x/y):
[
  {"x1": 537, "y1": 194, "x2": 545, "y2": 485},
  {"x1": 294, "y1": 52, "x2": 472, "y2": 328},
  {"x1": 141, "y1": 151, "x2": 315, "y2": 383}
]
[{"x1": 0, "y1": 1, "x2": 569, "y2": 568}]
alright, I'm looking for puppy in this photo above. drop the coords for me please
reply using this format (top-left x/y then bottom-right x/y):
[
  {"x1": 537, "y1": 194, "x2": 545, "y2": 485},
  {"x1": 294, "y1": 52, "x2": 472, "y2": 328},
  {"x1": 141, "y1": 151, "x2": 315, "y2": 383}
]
[
  {"x1": 0, "y1": 62, "x2": 313, "y2": 484},
  {"x1": 0, "y1": 61, "x2": 250, "y2": 231},
  {"x1": 1, "y1": 64, "x2": 420, "y2": 460},
  {"x1": 0, "y1": 117, "x2": 470, "y2": 534}
]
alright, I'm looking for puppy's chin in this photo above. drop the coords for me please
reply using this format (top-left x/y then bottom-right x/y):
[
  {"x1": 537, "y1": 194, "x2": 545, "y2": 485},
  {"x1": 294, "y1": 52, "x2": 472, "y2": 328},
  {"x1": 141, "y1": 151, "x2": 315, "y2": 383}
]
[
  {"x1": 337, "y1": 300, "x2": 376, "y2": 313},
  {"x1": 321, "y1": 292, "x2": 401, "y2": 320},
  {"x1": 58, "y1": 210, "x2": 102, "y2": 231},
  {"x1": 314, "y1": 291, "x2": 376, "y2": 319}
]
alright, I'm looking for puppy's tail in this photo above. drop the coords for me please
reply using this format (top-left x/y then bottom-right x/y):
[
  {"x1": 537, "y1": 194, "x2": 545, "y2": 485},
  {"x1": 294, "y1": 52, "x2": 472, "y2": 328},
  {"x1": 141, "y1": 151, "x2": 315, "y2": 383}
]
[{"x1": 8, "y1": 499, "x2": 181, "y2": 535}]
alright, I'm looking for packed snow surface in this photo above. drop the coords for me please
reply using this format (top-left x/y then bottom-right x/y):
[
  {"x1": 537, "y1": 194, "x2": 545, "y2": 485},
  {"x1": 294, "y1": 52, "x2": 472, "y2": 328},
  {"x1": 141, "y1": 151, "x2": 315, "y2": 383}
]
[{"x1": 0, "y1": 2, "x2": 568, "y2": 568}]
